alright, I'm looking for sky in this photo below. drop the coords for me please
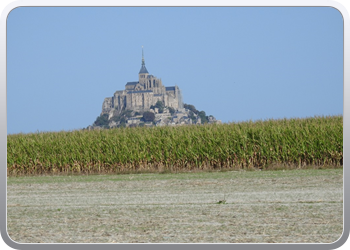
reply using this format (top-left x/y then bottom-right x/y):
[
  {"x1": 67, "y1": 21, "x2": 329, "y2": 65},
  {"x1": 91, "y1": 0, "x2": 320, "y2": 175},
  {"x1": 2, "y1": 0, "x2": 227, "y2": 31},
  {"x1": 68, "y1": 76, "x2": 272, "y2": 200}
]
[{"x1": 6, "y1": 7, "x2": 343, "y2": 134}]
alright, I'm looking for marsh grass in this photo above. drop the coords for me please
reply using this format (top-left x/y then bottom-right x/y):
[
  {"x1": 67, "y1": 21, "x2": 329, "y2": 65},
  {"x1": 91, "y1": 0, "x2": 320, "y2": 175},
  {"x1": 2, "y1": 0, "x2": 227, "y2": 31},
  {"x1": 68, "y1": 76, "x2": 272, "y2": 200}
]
[{"x1": 7, "y1": 115, "x2": 343, "y2": 176}]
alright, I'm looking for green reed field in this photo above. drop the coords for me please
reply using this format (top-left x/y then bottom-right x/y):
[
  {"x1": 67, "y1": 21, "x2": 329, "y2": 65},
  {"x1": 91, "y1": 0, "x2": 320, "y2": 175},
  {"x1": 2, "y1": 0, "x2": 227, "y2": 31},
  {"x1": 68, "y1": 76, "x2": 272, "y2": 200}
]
[{"x1": 7, "y1": 115, "x2": 343, "y2": 176}]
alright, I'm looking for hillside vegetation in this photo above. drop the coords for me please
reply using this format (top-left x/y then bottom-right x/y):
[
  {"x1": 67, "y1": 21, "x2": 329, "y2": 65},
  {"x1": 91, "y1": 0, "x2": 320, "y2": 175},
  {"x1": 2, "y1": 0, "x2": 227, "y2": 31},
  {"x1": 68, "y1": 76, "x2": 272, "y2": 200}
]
[
  {"x1": 91, "y1": 102, "x2": 217, "y2": 129},
  {"x1": 7, "y1": 115, "x2": 343, "y2": 176}
]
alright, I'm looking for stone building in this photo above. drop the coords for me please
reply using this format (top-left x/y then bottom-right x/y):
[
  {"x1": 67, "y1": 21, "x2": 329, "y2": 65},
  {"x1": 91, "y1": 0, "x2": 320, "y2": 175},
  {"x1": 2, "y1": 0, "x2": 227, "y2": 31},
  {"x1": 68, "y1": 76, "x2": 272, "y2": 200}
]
[{"x1": 101, "y1": 49, "x2": 183, "y2": 116}]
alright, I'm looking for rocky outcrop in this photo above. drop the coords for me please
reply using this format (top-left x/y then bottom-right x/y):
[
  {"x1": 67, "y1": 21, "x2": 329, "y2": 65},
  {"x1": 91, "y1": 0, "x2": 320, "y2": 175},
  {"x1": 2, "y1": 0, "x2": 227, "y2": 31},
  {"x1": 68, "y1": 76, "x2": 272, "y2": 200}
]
[{"x1": 89, "y1": 106, "x2": 221, "y2": 130}]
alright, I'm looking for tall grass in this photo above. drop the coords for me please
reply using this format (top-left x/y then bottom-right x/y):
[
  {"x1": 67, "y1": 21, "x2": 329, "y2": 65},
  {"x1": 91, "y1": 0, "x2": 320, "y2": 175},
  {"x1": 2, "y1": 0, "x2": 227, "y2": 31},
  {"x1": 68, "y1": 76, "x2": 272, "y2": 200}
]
[{"x1": 7, "y1": 115, "x2": 343, "y2": 176}]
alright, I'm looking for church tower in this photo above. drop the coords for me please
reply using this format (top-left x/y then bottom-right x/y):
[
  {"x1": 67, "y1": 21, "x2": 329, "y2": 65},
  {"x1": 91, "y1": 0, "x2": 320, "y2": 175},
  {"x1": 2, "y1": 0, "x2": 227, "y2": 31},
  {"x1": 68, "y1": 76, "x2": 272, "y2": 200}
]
[
  {"x1": 138, "y1": 46, "x2": 149, "y2": 87},
  {"x1": 101, "y1": 47, "x2": 183, "y2": 117}
]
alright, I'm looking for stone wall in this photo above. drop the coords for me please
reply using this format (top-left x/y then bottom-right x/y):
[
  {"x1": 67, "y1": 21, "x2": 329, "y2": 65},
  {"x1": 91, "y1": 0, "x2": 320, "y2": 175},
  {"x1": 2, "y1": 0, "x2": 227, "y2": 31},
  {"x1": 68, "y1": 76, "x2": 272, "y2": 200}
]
[{"x1": 101, "y1": 61, "x2": 182, "y2": 116}]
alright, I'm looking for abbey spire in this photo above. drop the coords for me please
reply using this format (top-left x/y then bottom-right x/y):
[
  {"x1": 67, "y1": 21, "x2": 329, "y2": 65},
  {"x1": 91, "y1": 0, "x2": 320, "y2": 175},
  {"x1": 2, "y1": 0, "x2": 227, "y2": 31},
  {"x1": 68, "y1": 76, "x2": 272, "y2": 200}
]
[{"x1": 139, "y1": 46, "x2": 149, "y2": 74}]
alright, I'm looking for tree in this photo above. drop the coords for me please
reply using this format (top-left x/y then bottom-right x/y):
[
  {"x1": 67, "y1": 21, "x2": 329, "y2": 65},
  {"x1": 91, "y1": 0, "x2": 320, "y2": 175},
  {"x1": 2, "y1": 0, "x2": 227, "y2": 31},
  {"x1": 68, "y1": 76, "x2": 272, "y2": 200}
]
[
  {"x1": 198, "y1": 111, "x2": 208, "y2": 124},
  {"x1": 168, "y1": 107, "x2": 175, "y2": 116},
  {"x1": 151, "y1": 101, "x2": 164, "y2": 113},
  {"x1": 188, "y1": 110, "x2": 196, "y2": 121},
  {"x1": 120, "y1": 117, "x2": 126, "y2": 124},
  {"x1": 110, "y1": 109, "x2": 134, "y2": 123},
  {"x1": 184, "y1": 103, "x2": 198, "y2": 114},
  {"x1": 94, "y1": 114, "x2": 109, "y2": 127},
  {"x1": 143, "y1": 111, "x2": 155, "y2": 122},
  {"x1": 155, "y1": 101, "x2": 164, "y2": 109},
  {"x1": 110, "y1": 115, "x2": 121, "y2": 122}
]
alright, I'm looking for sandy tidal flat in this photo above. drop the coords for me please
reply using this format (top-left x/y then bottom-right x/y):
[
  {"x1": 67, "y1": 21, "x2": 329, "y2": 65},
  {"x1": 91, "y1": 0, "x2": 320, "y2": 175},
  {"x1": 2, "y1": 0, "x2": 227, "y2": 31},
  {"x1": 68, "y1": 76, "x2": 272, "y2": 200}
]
[{"x1": 7, "y1": 169, "x2": 343, "y2": 243}]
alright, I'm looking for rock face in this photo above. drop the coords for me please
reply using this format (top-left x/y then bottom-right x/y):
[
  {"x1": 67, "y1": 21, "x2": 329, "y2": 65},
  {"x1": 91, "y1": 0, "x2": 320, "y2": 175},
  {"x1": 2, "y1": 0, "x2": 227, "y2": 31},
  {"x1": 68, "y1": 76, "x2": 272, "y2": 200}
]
[{"x1": 89, "y1": 107, "x2": 221, "y2": 130}]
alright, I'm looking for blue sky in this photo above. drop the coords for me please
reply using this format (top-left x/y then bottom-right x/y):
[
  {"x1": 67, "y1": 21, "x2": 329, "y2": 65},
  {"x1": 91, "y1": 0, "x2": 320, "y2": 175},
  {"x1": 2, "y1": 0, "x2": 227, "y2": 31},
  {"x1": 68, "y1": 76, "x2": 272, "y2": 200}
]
[{"x1": 7, "y1": 7, "x2": 343, "y2": 134}]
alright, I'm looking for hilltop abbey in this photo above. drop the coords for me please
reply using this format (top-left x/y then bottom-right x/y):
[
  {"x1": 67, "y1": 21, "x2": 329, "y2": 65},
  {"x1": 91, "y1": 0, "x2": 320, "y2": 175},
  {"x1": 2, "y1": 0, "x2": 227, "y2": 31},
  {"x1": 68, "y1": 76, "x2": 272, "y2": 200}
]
[
  {"x1": 90, "y1": 48, "x2": 220, "y2": 129},
  {"x1": 101, "y1": 49, "x2": 183, "y2": 116}
]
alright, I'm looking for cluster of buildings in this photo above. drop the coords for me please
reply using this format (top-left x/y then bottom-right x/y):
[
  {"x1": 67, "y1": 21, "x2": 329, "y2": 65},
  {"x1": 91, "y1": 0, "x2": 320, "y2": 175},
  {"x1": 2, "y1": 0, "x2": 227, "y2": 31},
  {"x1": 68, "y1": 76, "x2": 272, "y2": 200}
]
[{"x1": 101, "y1": 48, "x2": 183, "y2": 118}]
